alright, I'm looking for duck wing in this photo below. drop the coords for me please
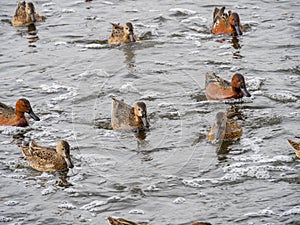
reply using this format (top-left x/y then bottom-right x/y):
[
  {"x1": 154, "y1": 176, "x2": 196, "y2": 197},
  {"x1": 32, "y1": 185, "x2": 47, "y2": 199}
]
[
  {"x1": 110, "y1": 23, "x2": 124, "y2": 38},
  {"x1": 205, "y1": 73, "x2": 231, "y2": 89},
  {"x1": 111, "y1": 98, "x2": 134, "y2": 129},
  {"x1": 0, "y1": 102, "x2": 15, "y2": 117}
]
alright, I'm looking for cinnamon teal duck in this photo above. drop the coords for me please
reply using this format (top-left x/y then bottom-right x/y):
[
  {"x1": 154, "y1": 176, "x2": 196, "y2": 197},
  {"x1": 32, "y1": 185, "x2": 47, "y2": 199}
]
[
  {"x1": 0, "y1": 98, "x2": 40, "y2": 127},
  {"x1": 205, "y1": 73, "x2": 251, "y2": 100},
  {"x1": 211, "y1": 6, "x2": 243, "y2": 36}
]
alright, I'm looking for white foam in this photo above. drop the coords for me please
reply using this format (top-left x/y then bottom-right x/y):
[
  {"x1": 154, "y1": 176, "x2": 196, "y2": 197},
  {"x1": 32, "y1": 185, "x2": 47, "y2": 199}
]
[
  {"x1": 80, "y1": 200, "x2": 106, "y2": 211},
  {"x1": 173, "y1": 197, "x2": 186, "y2": 204},
  {"x1": 76, "y1": 44, "x2": 107, "y2": 49},
  {"x1": 4, "y1": 200, "x2": 19, "y2": 206},
  {"x1": 42, "y1": 2, "x2": 56, "y2": 7},
  {"x1": 0, "y1": 216, "x2": 12, "y2": 222},
  {"x1": 54, "y1": 41, "x2": 68, "y2": 46},
  {"x1": 281, "y1": 206, "x2": 300, "y2": 216},
  {"x1": 182, "y1": 179, "x2": 202, "y2": 188},
  {"x1": 62, "y1": 9, "x2": 75, "y2": 13},
  {"x1": 266, "y1": 91, "x2": 297, "y2": 102},
  {"x1": 169, "y1": 8, "x2": 196, "y2": 15},
  {"x1": 119, "y1": 82, "x2": 139, "y2": 93},
  {"x1": 58, "y1": 201, "x2": 77, "y2": 210},
  {"x1": 41, "y1": 186, "x2": 57, "y2": 195},
  {"x1": 102, "y1": 1, "x2": 114, "y2": 5},
  {"x1": 128, "y1": 209, "x2": 144, "y2": 214}
]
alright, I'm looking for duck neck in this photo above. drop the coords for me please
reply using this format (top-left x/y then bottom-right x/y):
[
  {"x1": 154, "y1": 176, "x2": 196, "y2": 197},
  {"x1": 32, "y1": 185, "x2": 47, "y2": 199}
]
[
  {"x1": 15, "y1": 110, "x2": 26, "y2": 119},
  {"x1": 232, "y1": 87, "x2": 243, "y2": 98},
  {"x1": 135, "y1": 115, "x2": 141, "y2": 123}
]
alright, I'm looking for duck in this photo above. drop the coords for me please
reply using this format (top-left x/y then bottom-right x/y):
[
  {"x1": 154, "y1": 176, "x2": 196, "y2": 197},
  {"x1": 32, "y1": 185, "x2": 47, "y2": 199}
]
[
  {"x1": 207, "y1": 107, "x2": 243, "y2": 142},
  {"x1": 108, "y1": 22, "x2": 140, "y2": 44},
  {"x1": 0, "y1": 98, "x2": 40, "y2": 127},
  {"x1": 287, "y1": 137, "x2": 300, "y2": 159},
  {"x1": 211, "y1": 6, "x2": 243, "y2": 36},
  {"x1": 107, "y1": 217, "x2": 152, "y2": 225},
  {"x1": 111, "y1": 98, "x2": 149, "y2": 132},
  {"x1": 12, "y1": 1, "x2": 43, "y2": 27},
  {"x1": 21, "y1": 140, "x2": 74, "y2": 172},
  {"x1": 107, "y1": 217, "x2": 211, "y2": 225},
  {"x1": 205, "y1": 73, "x2": 251, "y2": 100}
]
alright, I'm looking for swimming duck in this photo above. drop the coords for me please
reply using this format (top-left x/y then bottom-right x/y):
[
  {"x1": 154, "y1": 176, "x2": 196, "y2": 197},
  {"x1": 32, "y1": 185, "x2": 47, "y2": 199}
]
[
  {"x1": 108, "y1": 22, "x2": 140, "y2": 44},
  {"x1": 108, "y1": 217, "x2": 152, "y2": 225},
  {"x1": 205, "y1": 73, "x2": 251, "y2": 100},
  {"x1": 0, "y1": 98, "x2": 40, "y2": 127},
  {"x1": 107, "y1": 217, "x2": 211, "y2": 225},
  {"x1": 211, "y1": 6, "x2": 243, "y2": 36},
  {"x1": 207, "y1": 107, "x2": 243, "y2": 142},
  {"x1": 21, "y1": 140, "x2": 74, "y2": 172},
  {"x1": 287, "y1": 137, "x2": 300, "y2": 159},
  {"x1": 111, "y1": 98, "x2": 149, "y2": 132},
  {"x1": 12, "y1": 1, "x2": 43, "y2": 27}
]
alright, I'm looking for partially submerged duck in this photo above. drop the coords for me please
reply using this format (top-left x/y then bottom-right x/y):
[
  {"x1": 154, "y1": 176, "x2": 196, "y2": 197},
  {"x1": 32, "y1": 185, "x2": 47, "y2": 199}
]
[
  {"x1": 205, "y1": 73, "x2": 251, "y2": 100},
  {"x1": 107, "y1": 217, "x2": 152, "y2": 225},
  {"x1": 211, "y1": 6, "x2": 243, "y2": 36},
  {"x1": 107, "y1": 217, "x2": 211, "y2": 225},
  {"x1": 0, "y1": 98, "x2": 40, "y2": 127},
  {"x1": 108, "y1": 22, "x2": 140, "y2": 44},
  {"x1": 111, "y1": 98, "x2": 149, "y2": 132},
  {"x1": 12, "y1": 1, "x2": 43, "y2": 27},
  {"x1": 287, "y1": 137, "x2": 300, "y2": 159},
  {"x1": 207, "y1": 107, "x2": 243, "y2": 142},
  {"x1": 21, "y1": 140, "x2": 74, "y2": 172}
]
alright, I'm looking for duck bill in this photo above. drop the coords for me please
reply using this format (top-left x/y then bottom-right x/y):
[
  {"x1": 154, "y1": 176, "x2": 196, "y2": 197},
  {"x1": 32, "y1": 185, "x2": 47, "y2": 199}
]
[
  {"x1": 28, "y1": 109, "x2": 40, "y2": 121},
  {"x1": 65, "y1": 156, "x2": 74, "y2": 169},
  {"x1": 235, "y1": 25, "x2": 243, "y2": 36},
  {"x1": 241, "y1": 86, "x2": 251, "y2": 97},
  {"x1": 129, "y1": 33, "x2": 136, "y2": 42},
  {"x1": 30, "y1": 12, "x2": 36, "y2": 23}
]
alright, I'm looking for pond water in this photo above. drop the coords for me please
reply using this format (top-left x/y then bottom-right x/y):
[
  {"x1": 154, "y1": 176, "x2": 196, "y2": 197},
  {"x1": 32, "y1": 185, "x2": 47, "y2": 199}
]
[{"x1": 0, "y1": 0, "x2": 300, "y2": 224}]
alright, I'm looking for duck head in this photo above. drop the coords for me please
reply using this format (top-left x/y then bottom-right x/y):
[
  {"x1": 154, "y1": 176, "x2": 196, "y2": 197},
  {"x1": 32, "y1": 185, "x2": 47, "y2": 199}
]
[
  {"x1": 228, "y1": 12, "x2": 243, "y2": 36},
  {"x1": 231, "y1": 73, "x2": 251, "y2": 97},
  {"x1": 134, "y1": 102, "x2": 150, "y2": 129},
  {"x1": 26, "y1": 2, "x2": 37, "y2": 23},
  {"x1": 57, "y1": 140, "x2": 74, "y2": 169},
  {"x1": 16, "y1": 98, "x2": 40, "y2": 121},
  {"x1": 124, "y1": 22, "x2": 137, "y2": 42}
]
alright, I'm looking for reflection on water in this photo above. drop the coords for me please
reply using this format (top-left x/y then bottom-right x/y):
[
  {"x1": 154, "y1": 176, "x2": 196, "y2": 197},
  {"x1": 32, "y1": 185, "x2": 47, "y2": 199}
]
[
  {"x1": 208, "y1": 106, "x2": 246, "y2": 155},
  {"x1": 27, "y1": 23, "x2": 39, "y2": 45},
  {"x1": 135, "y1": 130, "x2": 147, "y2": 141},
  {"x1": 123, "y1": 45, "x2": 136, "y2": 73},
  {"x1": 56, "y1": 171, "x2": 74, "y2": 188},
  {"x1": 231, "y1": 36, "x2": 241, "y2": 49}
]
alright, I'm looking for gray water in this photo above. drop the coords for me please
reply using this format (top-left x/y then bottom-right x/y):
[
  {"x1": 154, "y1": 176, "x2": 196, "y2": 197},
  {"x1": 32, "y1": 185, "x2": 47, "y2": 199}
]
[{"x1": 0, "y1": 0, "x2": 300, "y2": 224}]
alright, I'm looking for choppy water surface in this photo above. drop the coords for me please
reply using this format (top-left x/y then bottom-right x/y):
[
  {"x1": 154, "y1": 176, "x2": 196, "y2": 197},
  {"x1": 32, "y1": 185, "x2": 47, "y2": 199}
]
[{"x1": 1, "y1": 0, "x2": 300, "y2": 224}]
